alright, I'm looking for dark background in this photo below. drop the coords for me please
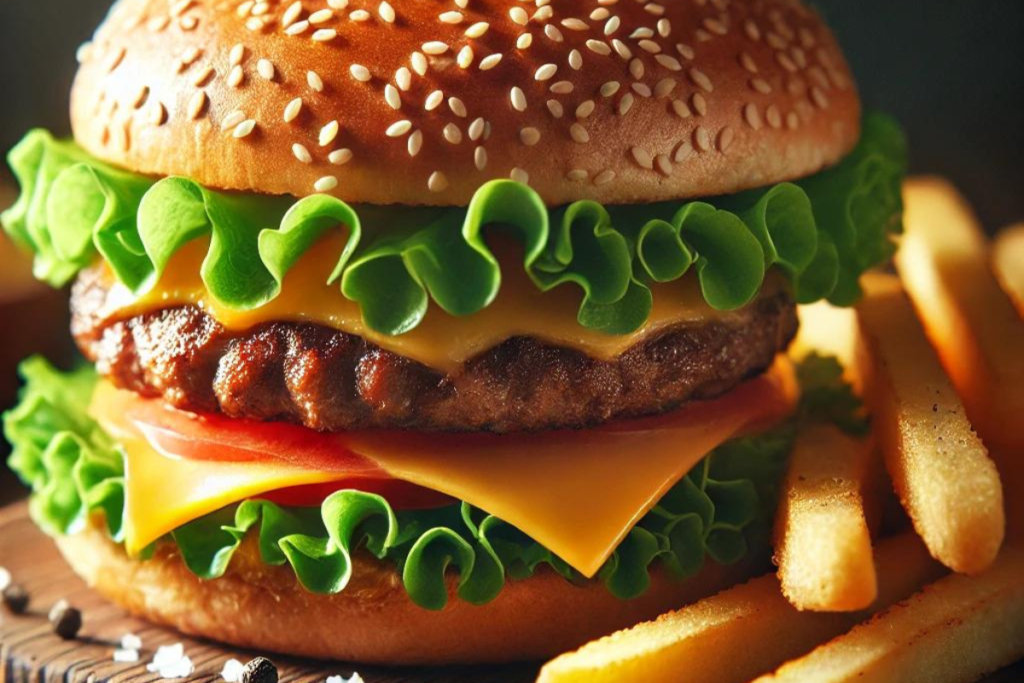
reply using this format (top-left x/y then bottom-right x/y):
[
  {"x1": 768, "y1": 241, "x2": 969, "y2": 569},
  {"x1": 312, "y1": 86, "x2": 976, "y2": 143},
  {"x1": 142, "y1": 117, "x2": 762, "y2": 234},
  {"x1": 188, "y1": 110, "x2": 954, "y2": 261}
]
[{"x1": 0, "y1": 2, "x2": 1022, "y2": 499}]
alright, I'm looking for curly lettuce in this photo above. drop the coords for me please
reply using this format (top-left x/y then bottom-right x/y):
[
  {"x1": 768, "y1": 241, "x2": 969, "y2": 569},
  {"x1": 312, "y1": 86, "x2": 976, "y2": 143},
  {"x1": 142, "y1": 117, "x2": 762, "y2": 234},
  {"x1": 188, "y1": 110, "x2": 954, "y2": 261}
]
[
  {"x1": 6, "y1": 358, "x2": 803, "y2": 609},
  {"x1": 2, "y1": 115, "x2": 906, "y2": 336}
]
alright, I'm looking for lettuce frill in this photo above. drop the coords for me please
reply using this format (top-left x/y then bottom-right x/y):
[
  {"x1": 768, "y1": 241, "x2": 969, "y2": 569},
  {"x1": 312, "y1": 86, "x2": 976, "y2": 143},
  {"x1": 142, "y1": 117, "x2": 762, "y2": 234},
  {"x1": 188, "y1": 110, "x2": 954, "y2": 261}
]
[
  {"x1": 2, "y1": 115, "x2": 905, "y2": 335},
  {"x1": 5, "y1": 357, "x2": 805, "y2": 609}
]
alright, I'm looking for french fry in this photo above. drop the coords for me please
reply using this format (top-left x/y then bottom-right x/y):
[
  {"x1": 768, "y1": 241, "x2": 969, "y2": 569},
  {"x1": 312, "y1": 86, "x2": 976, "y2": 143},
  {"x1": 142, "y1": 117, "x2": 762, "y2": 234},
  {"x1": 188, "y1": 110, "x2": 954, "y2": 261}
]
[
  {"x1": 753, "y1": 547, "x2": 1024, "y2": 683},
  {"x1": 855, "y1": 273, "x2": 1004, "y2": 575},
  {"x1": 774, "y1": 424, "x2": 877, "y2": 611},
  {"x1": 792, "y1": 303, "x2": 860, "y2": 383},
  {"x1": 896, "y1": 178, "x2": 1024, "y2": 454},
  {"x1": 992, "y1": 224, "x2": 1024, "y2": 316},
  {"x1": 536, "y1": 535, "x2": 944, "y2": 683}
]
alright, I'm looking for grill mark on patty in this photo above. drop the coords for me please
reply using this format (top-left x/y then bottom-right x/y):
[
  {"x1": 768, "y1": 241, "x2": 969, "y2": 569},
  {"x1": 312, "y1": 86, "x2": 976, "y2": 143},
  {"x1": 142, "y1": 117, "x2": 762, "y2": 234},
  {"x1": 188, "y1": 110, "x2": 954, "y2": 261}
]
[{"x1": 71, "y1": 267, "x2": 798, "y2": 433}]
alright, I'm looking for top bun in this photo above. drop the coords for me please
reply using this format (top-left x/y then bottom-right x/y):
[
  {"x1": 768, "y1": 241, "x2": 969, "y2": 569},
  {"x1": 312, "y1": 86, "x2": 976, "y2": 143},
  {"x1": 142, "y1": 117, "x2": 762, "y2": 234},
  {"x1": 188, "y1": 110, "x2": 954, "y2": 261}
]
[{"x1": 70, "y1": 0, "x2": 860, "y2": 206}]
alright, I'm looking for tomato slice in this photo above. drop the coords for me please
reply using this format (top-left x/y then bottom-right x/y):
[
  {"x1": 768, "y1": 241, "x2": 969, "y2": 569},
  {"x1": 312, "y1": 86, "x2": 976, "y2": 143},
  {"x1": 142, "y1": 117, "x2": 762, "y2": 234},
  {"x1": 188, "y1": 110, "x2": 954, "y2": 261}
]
[{"x1": 93, "y1": 386, "x2": 456, "y2": 510}]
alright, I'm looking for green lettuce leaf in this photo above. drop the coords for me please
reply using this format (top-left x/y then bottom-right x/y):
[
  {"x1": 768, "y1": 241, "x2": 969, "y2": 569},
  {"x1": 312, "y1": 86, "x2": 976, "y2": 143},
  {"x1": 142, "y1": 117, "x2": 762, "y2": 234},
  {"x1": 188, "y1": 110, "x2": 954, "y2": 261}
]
[
  {"x1": 2, "y1": 115, "x2": 906, "y2": 335},
  {"x1": 5, "y1": 357, "x2": 804, "y2": 609}
]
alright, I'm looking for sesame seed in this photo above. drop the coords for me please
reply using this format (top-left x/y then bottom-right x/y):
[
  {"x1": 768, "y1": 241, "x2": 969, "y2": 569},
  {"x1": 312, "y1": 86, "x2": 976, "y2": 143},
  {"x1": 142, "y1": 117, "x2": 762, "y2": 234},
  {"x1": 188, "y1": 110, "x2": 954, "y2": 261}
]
[
  {"x1": 312, "y1": 28, "x2": 337, "y2": 41},
  {"x1": 221, "y1": 110, "x2": 246, "y2": 131},
  {"x1": 193, "y1": 66, "x2": 215, "y2": 86},
  {"x1": 593, "y1": 169, "x2": 616, "y2": 186},
  {"x1": 147, "y1": 101, "x2": 167, "y2": 126},
  {"x1": 257, "y1": 58, "x2": 275, "y2": 80},
  {"x1": 328, "y1": 0, "x2": 348, "y2": 8},
  {"x1": 612, "y1": 39, "x2": 632, "y2": 60},
  {"x1": 425, "y1": 90, "x2": 443, "y2": 110},
  {"x1": 703, "y1": 17, "x2": 728, "y2": 35},
  {"x1": 422, "y1": 41, "x2": 448, "y2": 55},
  {"x1": 282, "y1": 1, "x2": 303, "y2": 27},
  {"x1": 694, "y1": 126, "x2": 711, "y2": 152},
  {"x1": 549, "y1": 81, "x2": 573, "y2": 94},
  {"x1": 520, "y1": 127, "x2": 541, "y2": 146},
  {"x1": 566, "y1": 169, "x2": 588, "y2": 181},
  {"x1": 534, "y1": 5, "x2": 554, "y2": 22},
  {"x1": 330, "y1": 148, "x2": 353, "y2": 165},
  {"x1": 654, "y1": 78, "x2": 676, "y2": 97},
  {"x1": 638, "y1": 39, "x2": 661, "y2": 54},
  {"x1": 383, "y1": 84, "x2": 401, "y2": 110},
  {"x1": 674, "y1": 140, "x2": 693, "y2": 162},
  {"x1": 228, "y1": 65, "x2": 244, "y2": 88},
  {"x1": 440, "y1": 10, "x2": 463, "y2": 24},
  {"x1": 810, "y1": 86, "x2": 829, "y2": 109},
  {"x1": 618, "y1": 92, "x2": 635, "y2": 116},
  {"x1": 535, "y1": 63, "x2": 557, "y2": 81},
  {"x1": 443, "y1": 123, "x2": 463, "y2": 144},
  {"x1": 309, "y1": 9, "x2": 333, "y2": 24},
  {"x1": 516, "y1": 33, "x2": 533, "y2": 49},
  {"x1": 457, "y1": 45, "x2": 474, "y2": 68},
  {"x1": 631, "y1": 147, "x2": 654, "y2": 169},
  {"x1": 546, "y1": 99, "x2": 564, "y2": 118},
  {"x1": 568, "y1": 49, "x2": 583, "y2": 70},
  {"x1": 284, "y1": 98, "x2": 303, "y2": 122},
  {"x1": 386, "y1": 120, "x2": 412, "y2": 137},
  {"x1": 293, "y1": 143, "x2": 312, "y2": 163},
  {"x1": 676, "y1": 43, "x2": 695, "y2": 60},
  {"x1": 510, "y1": 87, "x2": 527, "y2": 112},
  {"x1": 395, "y1": 67, "x2": 412, "y2": 91},
  {"x1": 479, "y1": 53, "x2": 503, "y2": 70},
  {"x1": 688, "y1": 68, "x2": 714, "y2": 92},
  {"x1": 510, "y1": 168, "x2": 529, "y2": 184},
  {"x1": 692, "y1": 92, "x2": 708, "y2": 116},
  {"x1": 569, "y1": 122, "x2": 590, "y2": 143},
  {"x1": 474, "y1": 146, "x2": 488, "y2": 170},
  {"x1": 629, "y1": 58, "x2": 644, "y2": 80},
  {"x1": 750, "y1": 77, "x2": 772, "y2": 94},
  {"x1": 604, "y1": 16, "x2": 620, "y2": 35},
  {"x1": 630, "y1": 27, "x2": 654, "y2": 40},
  {"x1": 545, "y1": 25, "x2": 564, "y2": 42},
  {"x1": 766, "y1": 105, "x2": 782, "y2": 129},
  {"x1": 671, "y1": 99, "x2": 691, "y2": 118},
  {"x1": 428, "y1": 171, "x2": 449, "y2": 193},
  {"x1": 320, "y1": 121, "x2": 340, "y2": 146},
  {"x1": 743, "y1": 102, "x2": 762, "y2": 129},
  {"x1": 561, "y1": 18, "x2": 589, "y2": 31},
  {"x1": 181, "y1": 46, "x2": 201, "y2": 66},
  {"x1": 130, "y1": 85, "x2": 149, "y2": 109},
  {"x1": 379, "y1": 1, "x2": 395, "y2": 23},
  {"x1": 744, "y1": 19, "x2": 761, "y2": 41},
  {"x1": 350, "y1": 9, "x2": 371, "y2": 21},
  {"x1": 586, "y1": 39, "x2": 611, "y2": 56},
  {"x1": 786, "y1": 112, "x2": 799, "y2": 130},
  {"x1": 315, "y1": 176, "x2": 338, "y2": 192},
  {"x1": 739, "y1": 52, "x2": 758, "y2": 74},
  {"x1": 187, "y1": 91, "x2": 207, "y2": 119},
  {"x1": 465, "y1": 21, "x2": 489, "y2": 37},
  {"x1": 631, "y1": 82, "x2": 652, "y2": 97},
  {"x1": 590, "y1": 7, "x2": 610, "y2": 21},
  {"x1": 776, "y1": 51, "x2": 798, "y2": 73},
  {"x1": 411, "y1": 52, "x2": 428, "y2": 76},
  {"x1": 233, "y1": 119, "x2": 257, "y2": 138},
  {"x1": 408, "y1": 129, "x2": 423, "y2": 156},
  {"x1": 468, "y1": 118, "x2": 486, "y2": 141},
  {"x1": 644, "y1": 3, "x2": 665, "y2": 16},
  {"x1": 448, "y1": 97, "x2": 467, "y2": 117},
  {"x1": 510, "y1": 7, "x2": 528, "y2": 25},
  {"x1": 718, "y1": 127, "x2": 735, "y2": 152},
  {"x1": 657, "y1": 18, "x2": 671, "y2": 37},
  {"x1": 655, "y1": 54, "x2": 682, "y2": 71},
  {"x1": 307, "y1": 70, "x2": 324, "y2": 92},
  {"x1": 285, "y1": 20, "x2": 309, "y2": 35},
  {"x1": 350, "y1": 64, "x2": 372, "y2": 82},
  {"x1": 655, "y1": 154, "x2": 672, "y2": 176},
  {"x1": 767, "y1": 32, "x2": 787, "y2": 50},
  {"x1": 600, "y1": 81, "x2": 621, "y2": 97},
  {"x1": 575, "y1": 100, "x2": 595, "y2": 118}
]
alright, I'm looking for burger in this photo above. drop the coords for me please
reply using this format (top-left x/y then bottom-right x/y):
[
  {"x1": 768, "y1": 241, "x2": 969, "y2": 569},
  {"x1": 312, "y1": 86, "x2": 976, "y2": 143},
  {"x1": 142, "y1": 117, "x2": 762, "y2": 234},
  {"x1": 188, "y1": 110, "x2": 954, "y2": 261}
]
[{"x1": 2, "y1": 0, "x2": 904, "y2": 665}]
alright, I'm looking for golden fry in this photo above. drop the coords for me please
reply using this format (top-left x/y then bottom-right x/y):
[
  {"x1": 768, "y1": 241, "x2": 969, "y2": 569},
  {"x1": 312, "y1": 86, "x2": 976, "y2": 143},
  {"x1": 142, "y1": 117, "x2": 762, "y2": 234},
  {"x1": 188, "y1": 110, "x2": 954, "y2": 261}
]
[
  {"x1": 897, "y1": 178, "x2": 1024, "y2": 454},
  {"x1": 856, "y1": 273, "x2": 1004, "y2": 574},
  {"x1": 754, "y1": 547, "x2": 1024, "y2": 683},
  {"x1": 774, "y1": 424, "x2": 877, "y2": 611},
  {"x1": 992, "y1": 224, "x2": 1024, "y2": 317},
  {"x1": 536, "y1": 535, "x2": 943, "y2": 683}
]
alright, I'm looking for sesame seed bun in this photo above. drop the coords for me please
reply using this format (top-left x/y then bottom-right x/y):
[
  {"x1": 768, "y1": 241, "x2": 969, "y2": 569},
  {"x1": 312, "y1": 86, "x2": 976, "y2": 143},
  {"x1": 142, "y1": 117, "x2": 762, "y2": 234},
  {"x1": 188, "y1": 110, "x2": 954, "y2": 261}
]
[
  {"x1": 70, "y1": 0, "x2": 860, "y2": 206},
  {"x1": 56, "y1": 523, "x2": 763, "y2": 665}
]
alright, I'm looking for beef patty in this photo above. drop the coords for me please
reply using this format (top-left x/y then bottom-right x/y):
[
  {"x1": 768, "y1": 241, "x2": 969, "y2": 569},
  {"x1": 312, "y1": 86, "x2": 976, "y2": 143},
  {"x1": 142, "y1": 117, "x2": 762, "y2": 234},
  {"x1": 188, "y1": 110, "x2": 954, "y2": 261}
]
[{"x1": 71, "y1": 267, "x2": 798, "y2": 433}]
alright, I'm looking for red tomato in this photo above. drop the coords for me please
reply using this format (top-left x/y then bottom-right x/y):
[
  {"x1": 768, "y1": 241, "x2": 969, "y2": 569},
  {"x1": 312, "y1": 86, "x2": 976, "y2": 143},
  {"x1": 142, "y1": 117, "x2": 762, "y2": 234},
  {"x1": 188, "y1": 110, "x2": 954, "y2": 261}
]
[{"x1": 98, "y1": 386, "x2": 455, "y2": 510}]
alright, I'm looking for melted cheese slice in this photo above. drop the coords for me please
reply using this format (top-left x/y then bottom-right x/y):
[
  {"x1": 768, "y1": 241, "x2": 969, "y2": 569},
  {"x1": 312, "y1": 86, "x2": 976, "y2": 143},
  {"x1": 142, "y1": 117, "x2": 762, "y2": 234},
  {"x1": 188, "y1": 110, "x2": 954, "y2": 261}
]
[
  {"x1": 92, "y1": 360, "x2": 797, "y2": 576},
  {"x1": 93, "y1": 235, "x2": 770, "y2": 373}
]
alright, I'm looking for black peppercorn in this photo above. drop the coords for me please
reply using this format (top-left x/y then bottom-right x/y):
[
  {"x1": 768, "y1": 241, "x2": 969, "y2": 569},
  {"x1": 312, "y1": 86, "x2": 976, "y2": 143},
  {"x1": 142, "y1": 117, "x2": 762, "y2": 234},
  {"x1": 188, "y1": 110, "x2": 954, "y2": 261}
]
[
  {"x1": 48, "y1": 600, "x2": 83, "y2": 640},
  {"x1": 241, "y1": 657, "x2": 278, "y2": 683},
  {"x1": 2, "y1": 583, "x2": 29, "y2": 614}
]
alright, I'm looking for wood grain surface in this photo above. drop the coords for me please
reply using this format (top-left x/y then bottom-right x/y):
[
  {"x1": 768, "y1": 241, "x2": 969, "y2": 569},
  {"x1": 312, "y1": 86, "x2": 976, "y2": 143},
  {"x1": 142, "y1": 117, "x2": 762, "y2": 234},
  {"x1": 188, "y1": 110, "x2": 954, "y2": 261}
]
[{"x1": 2, "y1": 502, "x2": 1022, "y2": 683}]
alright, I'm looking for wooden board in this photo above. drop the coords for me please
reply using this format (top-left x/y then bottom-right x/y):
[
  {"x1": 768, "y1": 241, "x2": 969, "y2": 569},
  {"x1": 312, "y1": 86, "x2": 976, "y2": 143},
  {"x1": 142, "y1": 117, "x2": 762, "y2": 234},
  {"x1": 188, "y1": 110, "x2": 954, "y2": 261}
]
[
  {"x1": 0, "y1": 503, "x2": 536, "y2": 683},
  {"x1": 3, "y1": 501, "x2": 1023, "y2": 683}
]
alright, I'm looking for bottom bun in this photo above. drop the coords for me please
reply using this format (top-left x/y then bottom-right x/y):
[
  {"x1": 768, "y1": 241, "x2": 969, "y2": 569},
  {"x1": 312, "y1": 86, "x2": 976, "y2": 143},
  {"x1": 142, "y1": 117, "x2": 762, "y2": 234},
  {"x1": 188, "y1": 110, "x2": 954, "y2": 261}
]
[{"x1": 58, "y1": 525, "x2": 763, "y2": 665}]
